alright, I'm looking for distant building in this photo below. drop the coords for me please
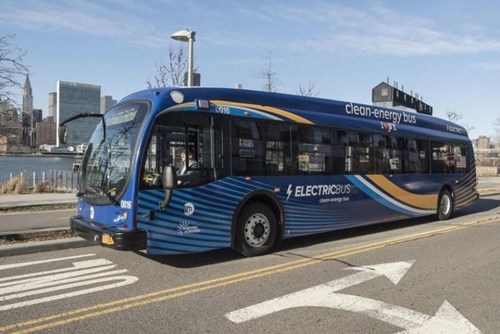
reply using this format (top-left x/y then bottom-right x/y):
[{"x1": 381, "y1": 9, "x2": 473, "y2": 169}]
[
  {"x1": 100, "y1": 95, "x2": 117, "y2": 114},
  {"x1": 22, "y1": 75, "x2": 33, "y2": 115},
  {"x1": 48, "y1": 92, "x2": 57, "y2": 118},
  {"x1": 0, "y1": 134, "x2": 30, "y2": 154},
  {"x1": 21, "y1": 75, "x2": 35, "y2": 146},
  {"x1": 477, "y1": 136, "x2": 490, "y2": 150},
  {"x1": 0, "y1": 107, "x2": 23, "y2": 139},
  {"x1": 0, "y1": 135, "x2": 18, "y2": 154},
  {"x1": 473, "y1": 135, "x2": 499, "y2": 167},
  {"x1": 56, "y1": 81, "x2": 101, "y2": 149},
  {"x1": 32, "y1": 109, "x2": 43, "y2": 125},
  {"x1": 35, "y1": 118, "x2": 57, "y2": 146},
  {"x1": 372, "y1": 80, "x2": 433, "y2": 115}
]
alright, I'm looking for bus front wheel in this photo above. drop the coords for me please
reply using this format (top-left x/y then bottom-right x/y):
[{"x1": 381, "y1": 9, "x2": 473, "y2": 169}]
[
  {"x1": 437, "y1": 189, "x2": 453, "y2": 220},
  {"x1": 236, "y1": 203, "x2": 277, "y2": 257}
]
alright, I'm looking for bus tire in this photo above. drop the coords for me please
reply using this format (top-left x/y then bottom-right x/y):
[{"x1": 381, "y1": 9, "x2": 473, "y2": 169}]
[
  {"x1": 437, "y1": 189, "x2": 453, "y2": 220},
  {"x1": 235, "y1": 202, "x2": 277, "y2": 257}
]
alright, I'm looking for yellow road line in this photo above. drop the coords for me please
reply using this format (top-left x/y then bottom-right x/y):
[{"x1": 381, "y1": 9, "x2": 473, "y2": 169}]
[{"x1": 3, "y1": 217, "x2": 499, "y2": 333}]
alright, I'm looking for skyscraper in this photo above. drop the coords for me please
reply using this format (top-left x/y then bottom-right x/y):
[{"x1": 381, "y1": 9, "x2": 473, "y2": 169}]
[
  {"x1": 100, "y1": 95, "x2": 117, "y2": 114},
  {"x1": 48, "y1": 92, "x2": 57, "y2": 118},
  {"x1": 56, "y1": 81, "x2": 101, "y2": 148},
  {"x1": 22, "y1": 75, "x2": 34, "y2": 145},
  {"x1": 22, "y1": 75, "x2": 33, "y2": 116}
]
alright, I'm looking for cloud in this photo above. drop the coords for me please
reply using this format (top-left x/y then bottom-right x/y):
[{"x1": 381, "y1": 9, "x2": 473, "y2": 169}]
[
  {"x1": 238, "y1": 2, "x2": 500, "y2": 56},
  {"x1": 2, "y1": 1, "x2": 500, "y2": 56},
  {"x1": 0, "y1": 1, "x2": 162, "y2": 47}
]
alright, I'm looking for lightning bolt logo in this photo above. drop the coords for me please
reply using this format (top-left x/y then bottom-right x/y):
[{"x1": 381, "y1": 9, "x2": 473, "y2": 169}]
[{"x1": 286, "y1": 184, "x2": 293, "y2": 201}]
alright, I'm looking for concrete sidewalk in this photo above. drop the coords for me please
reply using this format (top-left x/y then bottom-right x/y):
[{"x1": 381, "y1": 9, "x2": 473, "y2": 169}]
[{"x1": 0, "y1": 192, "x2": 77, "y2": 210}]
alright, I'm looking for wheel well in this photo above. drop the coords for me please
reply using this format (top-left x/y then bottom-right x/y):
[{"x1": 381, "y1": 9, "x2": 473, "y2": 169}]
[
  {"x1": 440, "y1": 184, "x2": 453, "y2": 197},
  {"x1": 231, "y1": 192, "x2": 284, "y2": 248},
  {"x1": 438, "y1": 184, "x2": 454, "y2": 205}
]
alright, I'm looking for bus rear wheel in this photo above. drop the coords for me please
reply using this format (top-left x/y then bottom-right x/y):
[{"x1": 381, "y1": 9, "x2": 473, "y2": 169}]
[
  {"x1": 236, "y1": 203, "x2": 277, "y2": 257},
  {"x1": 437, "y1": 189, "x2": 453, "y2": 220}
]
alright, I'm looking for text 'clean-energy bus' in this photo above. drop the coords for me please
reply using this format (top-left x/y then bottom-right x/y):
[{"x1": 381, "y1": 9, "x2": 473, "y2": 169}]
[{"x1": 69, "y1": 87, "x2": 478, "y2": 256}]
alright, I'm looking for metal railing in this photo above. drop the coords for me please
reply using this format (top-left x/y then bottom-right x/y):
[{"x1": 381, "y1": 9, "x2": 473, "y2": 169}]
[{"x1": 3, "y1": 170, "x2": 81, "y2": 192}]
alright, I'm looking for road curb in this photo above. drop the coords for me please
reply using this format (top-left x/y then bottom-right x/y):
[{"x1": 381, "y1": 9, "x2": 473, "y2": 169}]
[
  {"x1": 0, "y1": 237, "x2": 92, "y2": 257},
  {"x1": 0, "y1": 201, "x2": 77, "y2": 212}
]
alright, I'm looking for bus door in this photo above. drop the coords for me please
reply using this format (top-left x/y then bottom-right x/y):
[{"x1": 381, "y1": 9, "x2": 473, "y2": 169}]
[
  {"x1": 138, "y1": 112, "x2": 234, "y2": 254},
  {"x1": 140, "y1": 112, "x2": 230, "y2": 190}
]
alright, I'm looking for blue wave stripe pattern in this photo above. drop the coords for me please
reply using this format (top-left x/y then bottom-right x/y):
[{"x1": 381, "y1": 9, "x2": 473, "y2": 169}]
[
  {"x1": 137, "y1": 171, "x2": 476, "y2": 255},
  {"x1": 138, "y1": 177, "x2": 277, "y2": 255}
]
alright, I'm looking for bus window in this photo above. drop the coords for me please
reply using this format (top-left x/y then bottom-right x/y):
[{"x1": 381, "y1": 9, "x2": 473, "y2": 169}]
[
  {"x1": 407, "y1": 138, "x2": 430, "y2": 174},
  {"x1": 296, "y1": 127, "x2": 332, "y2": 175},
  {"x1": 261, "y1": 122, "x2": 291, "y2": 175},
  {"x1": 344, "y1": 132, "x2": 371, "y2": 174},
  {"x1": 140, "y1": 113, "x2": 218, "y2": 188},
  {"x1": 142, "y1": 130, "x2": 161, "y2": 187},
  {"x1": 371, "y1": 135, "x2": 402, "y2": 174},
  {"x1": 331, "y1": 130, "x2": 345, "y2": 174},
  {"x1": 453, "y1": 144, "x2": 468, "y2": 173},
  {"x1": 232, "y1": 120, "x2": 265, "y2": 176},
  {"x1": 431, "y1": 141, "x2": 455, "y2": 173}
]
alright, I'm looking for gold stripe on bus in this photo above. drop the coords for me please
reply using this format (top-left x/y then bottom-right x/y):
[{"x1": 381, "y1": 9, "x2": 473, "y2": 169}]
[
  {"x1": 166, "y1": 102, "x2": 194, "y2": 110},
  {"x1": 211, "y1": 100, "x2": 314, "y2": 124},
  {"x1": 367, "y1": 175, "x2": 437, "y2": 210}
]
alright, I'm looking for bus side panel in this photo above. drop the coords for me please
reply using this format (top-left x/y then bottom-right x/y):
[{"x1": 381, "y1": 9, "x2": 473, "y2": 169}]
[
  {"x1": 136, "y1": 173, "x2": 461, "y2": 255},
  {"x1": 453, "y1": 149, "x2": 478, "y2": 209},
  {"x1": 262, "y1": 174, "x2": 438, "y2": 238},
  {"x1": 137, "y1": 184, "x2": 238, "y2": 255}
]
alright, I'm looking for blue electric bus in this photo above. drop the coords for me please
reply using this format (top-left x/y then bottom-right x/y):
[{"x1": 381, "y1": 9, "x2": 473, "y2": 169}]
[{"x1": 70, "y1": 87, "x2": 478, "y2": 256}]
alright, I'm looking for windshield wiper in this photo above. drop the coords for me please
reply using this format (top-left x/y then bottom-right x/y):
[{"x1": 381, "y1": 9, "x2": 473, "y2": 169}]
[{"x1": 104, "y1": 191, "x2": 117, "y2": 205}]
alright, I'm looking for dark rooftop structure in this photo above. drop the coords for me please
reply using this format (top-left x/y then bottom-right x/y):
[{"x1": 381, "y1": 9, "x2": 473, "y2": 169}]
[{"x1": 372, "y1": 81, "x2": 433, "y2": 115}]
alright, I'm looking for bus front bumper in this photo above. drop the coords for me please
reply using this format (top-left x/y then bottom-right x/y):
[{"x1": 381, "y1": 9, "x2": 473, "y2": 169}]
[{"x1": 70, "y1": 215, "x2": 146, "y2": 251}]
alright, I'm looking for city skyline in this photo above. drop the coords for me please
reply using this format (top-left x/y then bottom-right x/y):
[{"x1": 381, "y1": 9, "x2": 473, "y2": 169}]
[{"x1": 1, "y1": 0, "x2": 500, "y2": 140}]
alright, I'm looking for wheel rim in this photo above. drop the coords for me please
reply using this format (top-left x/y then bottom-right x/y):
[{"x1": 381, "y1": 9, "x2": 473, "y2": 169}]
[
  {"x1": 244, "y1": 213, "x2": 270, "y2": 248},
  {"x1": 440, "y1": 194, "x2": 451, "y2": 215}
]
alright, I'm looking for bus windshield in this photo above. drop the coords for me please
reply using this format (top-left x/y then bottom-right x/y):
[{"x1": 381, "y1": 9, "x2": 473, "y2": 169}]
[{"x1": 82, "y1": 102, "x2": 148, "y2": 205}]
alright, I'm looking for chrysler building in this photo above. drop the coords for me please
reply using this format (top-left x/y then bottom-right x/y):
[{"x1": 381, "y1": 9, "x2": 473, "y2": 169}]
[{"x1": 23, "y1": 75, "x2": 33, "y2": 116}]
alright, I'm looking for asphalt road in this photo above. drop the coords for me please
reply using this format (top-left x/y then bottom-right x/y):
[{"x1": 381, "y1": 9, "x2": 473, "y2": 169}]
[{"x1": 0, "y1": 195, "x2": 499, "y2": 333}]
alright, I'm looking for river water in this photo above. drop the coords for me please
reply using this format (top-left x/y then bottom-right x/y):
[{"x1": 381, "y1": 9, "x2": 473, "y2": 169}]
[{"x1": 0, "y1": 155, "x2": 75, "y2": 183}]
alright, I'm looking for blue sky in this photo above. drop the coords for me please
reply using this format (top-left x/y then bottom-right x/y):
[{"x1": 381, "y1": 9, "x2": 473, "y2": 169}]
[{"x1": 1, "y1": 0, "x2": 499, "y2": 140}]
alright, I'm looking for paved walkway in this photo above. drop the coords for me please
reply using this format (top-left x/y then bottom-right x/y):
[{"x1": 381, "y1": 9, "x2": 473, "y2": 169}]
[{"x1": 0, "y1": 192, "x2": 77, "y2": 209}]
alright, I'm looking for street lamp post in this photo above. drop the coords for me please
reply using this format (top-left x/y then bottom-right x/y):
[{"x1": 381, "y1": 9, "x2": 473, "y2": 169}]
[{"x1": 170, "y1": 29, "x2": 196, "y2": 87}]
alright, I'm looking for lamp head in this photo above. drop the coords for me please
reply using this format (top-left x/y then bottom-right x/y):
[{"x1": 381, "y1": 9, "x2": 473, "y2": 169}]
[{"x1": 171, "y1": 29, "x2": 195, "y2": 42}]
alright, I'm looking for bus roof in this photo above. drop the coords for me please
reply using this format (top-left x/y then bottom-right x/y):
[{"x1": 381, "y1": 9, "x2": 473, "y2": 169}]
[{"x1": 120, "y1": 87, "x2": 470, "y2": 142}]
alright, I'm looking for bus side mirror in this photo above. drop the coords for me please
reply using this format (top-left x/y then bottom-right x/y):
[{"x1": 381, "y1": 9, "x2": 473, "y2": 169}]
[
  {"x1": 160, "y1": 166, "x2": 177, "y2": 209},
  {"x1": 59, "y1": 126, "x2": 67, "y2": 144}
]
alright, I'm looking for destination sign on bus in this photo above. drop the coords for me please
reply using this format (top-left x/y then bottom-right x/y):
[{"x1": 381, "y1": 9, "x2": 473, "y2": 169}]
[{"x1": 107, "y1": 107, "x2": 139, "y2": 126}]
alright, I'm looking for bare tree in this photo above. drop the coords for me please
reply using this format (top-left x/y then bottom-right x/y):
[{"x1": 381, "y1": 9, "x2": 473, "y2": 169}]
[
  {"x1": 446, "y1": 109, "x2": 474, "y2": 133},
  {"x1": 258, "y1": 54, "x2": 279, "y2": 92},
  {"x1": 147, "y1": 44, "x2": 187, "y2": 88},
  {"x1": 296, "y1": 81, "x2": 320, "y2": 97},
  {"x1": 0, "y1": 35, "x2": 29, "y2": 106}
]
